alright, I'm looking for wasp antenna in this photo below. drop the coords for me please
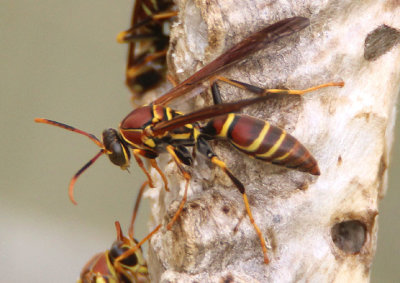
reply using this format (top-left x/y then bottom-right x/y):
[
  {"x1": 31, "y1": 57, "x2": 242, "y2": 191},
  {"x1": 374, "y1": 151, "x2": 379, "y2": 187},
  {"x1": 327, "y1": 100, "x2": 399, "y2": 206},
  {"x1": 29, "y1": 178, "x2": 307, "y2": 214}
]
[
  {"x1": 115, "y1": 221, "x2": 124, "y2": 241},
  {"x1": 68, "y1": 150, "x2": 105, "y2": 205},
  {"x1": 116, "y1": 224, "x2": 162, "y2": 265},
  {"x1": 34, "y1": 118, "x2": 104, "y2": 149}
]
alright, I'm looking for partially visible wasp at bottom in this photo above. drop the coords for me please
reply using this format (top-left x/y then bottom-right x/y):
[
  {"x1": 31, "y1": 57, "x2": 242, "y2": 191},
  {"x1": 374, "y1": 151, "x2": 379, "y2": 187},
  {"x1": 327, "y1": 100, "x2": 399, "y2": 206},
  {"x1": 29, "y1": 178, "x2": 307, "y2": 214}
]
[
  {"x1": 36, "y1": 17, "x2": 344, "y2": 264},
  {"x1": 78, "y1": 182, "x2": 150, "y2": 283}
]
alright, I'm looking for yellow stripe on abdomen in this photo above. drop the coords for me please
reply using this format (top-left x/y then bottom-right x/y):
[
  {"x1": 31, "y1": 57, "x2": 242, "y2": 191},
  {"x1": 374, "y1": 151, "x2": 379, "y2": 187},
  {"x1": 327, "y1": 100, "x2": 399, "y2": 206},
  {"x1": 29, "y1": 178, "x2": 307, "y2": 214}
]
[
  {"x1": 245, "y1": 122, "x2": 270, "y2": 152},
  {"x1": 219, "y1": 113, "x2": 235, "y2": 137},
  {"x1": 256, "y1": 132, "x2": 286, "y2": 158}
]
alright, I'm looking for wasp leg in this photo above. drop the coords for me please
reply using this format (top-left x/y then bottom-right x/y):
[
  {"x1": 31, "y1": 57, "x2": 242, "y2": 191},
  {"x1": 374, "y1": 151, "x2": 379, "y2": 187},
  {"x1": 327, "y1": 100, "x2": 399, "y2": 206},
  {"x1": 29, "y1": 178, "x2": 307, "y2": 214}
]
[
  {"x1": 115, "y1": 180, "x2": 157, "y2": 275},
  {"x1": 126, "y1": 49, "x2": 168, "y2": 78},
  {"x1": 165, "y1": 145, "x2": 191, "y2": 230},
  {"x1": 133, "y1": 149, "x2": 156, "y2": 188},
  {"x1": 173, "y1": 145, "x2": 193, "y2": 166},
  {"x1": 151, "y1": 11, "x2": 178, "y2": 21},
  {"x1": 196, "y1": 136, "x2": 270, "y2": 264},
  {"x1": 117, "y1": 11, "x2": 178, "y2": 43},
  {"x1": 129, "y1": 181, "x2": 149, "y2": 238},
  {"x1": 150, "y1": 159, "x2": 170, "y2": 192},
  {"x1": 211, "y1": 82, "x2": 223, "y2": 105},
  {"x1": 212, "y1": 75, "x2": 344, "y2": 97},
  {"x1": 133, "y1": 149, "x2": 170, "y2": 191}
]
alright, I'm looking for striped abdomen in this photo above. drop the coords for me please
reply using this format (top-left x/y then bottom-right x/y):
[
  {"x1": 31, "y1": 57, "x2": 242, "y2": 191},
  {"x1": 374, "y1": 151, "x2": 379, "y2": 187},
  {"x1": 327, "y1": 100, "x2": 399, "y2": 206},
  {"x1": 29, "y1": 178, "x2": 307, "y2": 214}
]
[{"x1": 202, "y1": 113, "x2": 320, "y2": 175}]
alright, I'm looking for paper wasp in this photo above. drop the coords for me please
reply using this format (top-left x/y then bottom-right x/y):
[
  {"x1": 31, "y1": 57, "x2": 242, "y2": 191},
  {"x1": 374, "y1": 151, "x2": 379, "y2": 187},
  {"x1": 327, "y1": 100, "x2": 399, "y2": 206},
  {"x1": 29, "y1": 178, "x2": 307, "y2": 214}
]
[
  {"x1": 117, "y1": 0, "x2": 177, "y2": 99},
  {"x1": 35, "y1": 16, "x2": 344, "y2": 264},
  {"x1": 78, "y1": 182, "x2": 150, "y2": 283}
]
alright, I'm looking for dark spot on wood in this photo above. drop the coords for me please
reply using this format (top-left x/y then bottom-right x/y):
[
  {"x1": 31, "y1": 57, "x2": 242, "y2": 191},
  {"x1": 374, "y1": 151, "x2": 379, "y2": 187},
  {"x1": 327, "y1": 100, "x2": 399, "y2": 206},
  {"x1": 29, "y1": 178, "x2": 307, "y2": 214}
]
[
  {"x1": 221, "y1": 274, "x2": 234, "y2": 283},
  {"x1": 377, "y1": 153, "x2": 388, "y2": 198},
  {"x1": 298, "y1": 181, "x2": 309, "y2": 191},
  {"x1": 233, "y1": 213, "x2": 245, "y2": 233},
  {"x1": 266, "y1": 228, "x2": 277, "y2": 252},
  {"x1": 364, "y1": 25, "x2": 400, "y2": 61},
  {"x1": 222, "y1": 205, "x2": 230, "y2": 214},
  {"x1": 248, "y1": 195, "x2": 255, "y2": 206},
  {"x1": 337, "y1": 155, "x2": 342, "y2": 166},
  {"x1": 331, "y1": 220, "x2": 367, "y2": 254},
  {"x1": 190, "y1": 203, "x2": 200, "y2": 209},
  {"x1": 273, "y1": 214, "x2": 281, "y2": 223}
]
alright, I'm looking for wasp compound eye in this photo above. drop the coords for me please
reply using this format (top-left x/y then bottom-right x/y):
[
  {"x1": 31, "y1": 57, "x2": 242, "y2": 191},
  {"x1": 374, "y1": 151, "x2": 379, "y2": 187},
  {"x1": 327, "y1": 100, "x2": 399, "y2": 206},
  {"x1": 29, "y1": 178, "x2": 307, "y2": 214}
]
[
  {"x1": 109, "y1": 242, "x2": 139, "y2": 267},
  {"x1": 102, "y1": 129, "x2": 131, "y2": 168}
]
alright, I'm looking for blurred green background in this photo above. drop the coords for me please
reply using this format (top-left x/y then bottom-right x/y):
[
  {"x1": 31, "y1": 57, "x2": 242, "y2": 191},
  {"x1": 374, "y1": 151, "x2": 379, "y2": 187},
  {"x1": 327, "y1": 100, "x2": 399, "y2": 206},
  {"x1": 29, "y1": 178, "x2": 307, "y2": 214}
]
[{"x1": 1, "y1": 1, "x2": 399, "y2": 282}]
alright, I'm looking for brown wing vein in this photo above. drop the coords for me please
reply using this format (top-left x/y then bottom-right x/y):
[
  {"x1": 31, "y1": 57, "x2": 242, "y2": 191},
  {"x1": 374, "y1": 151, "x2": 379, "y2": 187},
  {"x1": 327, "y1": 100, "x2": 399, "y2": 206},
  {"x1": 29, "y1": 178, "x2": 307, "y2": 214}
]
[
  {"x1": 153, "y1": 16, "x2": 310, "y2": 106},
  {"x1": 152, "y1": 95, "x2": 278, "y2": 135}
]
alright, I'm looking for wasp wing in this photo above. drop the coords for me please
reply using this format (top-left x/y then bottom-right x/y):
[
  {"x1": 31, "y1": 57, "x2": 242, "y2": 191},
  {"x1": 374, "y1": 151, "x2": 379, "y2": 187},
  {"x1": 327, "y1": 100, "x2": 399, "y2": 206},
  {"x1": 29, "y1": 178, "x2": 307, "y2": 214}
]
[
  {"x1": 153, "y1": 16, "x2": 310, "y2": 106},
  {"x1": 152, "y1": 95, "x2": 279, "y2": 135}
]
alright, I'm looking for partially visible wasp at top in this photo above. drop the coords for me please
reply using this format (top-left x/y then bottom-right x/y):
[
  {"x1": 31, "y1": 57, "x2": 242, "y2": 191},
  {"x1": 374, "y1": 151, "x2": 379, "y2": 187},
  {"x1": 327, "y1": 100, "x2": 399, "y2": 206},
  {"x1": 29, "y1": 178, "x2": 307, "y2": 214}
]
[{"x1": 117, "y1": 0, "x2": 177, "y2": 99}]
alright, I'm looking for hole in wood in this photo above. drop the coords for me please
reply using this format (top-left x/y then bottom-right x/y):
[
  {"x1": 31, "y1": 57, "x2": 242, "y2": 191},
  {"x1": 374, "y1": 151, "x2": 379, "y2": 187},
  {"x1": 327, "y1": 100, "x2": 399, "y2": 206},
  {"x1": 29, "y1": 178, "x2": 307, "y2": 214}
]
[{"x1": 331, "y1": 220, "x2": 366, "y2": 254}]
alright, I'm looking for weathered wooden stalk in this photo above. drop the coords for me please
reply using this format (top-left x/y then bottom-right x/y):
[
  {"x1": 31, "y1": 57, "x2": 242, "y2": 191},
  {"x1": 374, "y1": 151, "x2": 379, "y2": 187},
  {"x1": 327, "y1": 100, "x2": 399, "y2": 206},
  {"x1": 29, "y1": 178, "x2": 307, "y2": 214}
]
[{"x1": 143, "y1": 1, "x2": 400, "y2": 282}]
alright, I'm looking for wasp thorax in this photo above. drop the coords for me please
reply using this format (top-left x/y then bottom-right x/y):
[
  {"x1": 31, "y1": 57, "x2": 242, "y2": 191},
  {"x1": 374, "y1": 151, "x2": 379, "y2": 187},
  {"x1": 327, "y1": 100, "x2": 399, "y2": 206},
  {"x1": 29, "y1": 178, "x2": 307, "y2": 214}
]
[{"x1": 102, "y1": 128, "x2": 131, "y2": 169}]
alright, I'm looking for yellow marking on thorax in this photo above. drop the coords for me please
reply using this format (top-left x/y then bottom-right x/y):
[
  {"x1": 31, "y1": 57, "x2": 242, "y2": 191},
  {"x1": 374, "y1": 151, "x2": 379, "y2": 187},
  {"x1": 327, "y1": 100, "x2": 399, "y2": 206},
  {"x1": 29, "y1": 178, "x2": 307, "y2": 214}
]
[
  {"x1": 119, "y1": 128, "x2": 144, "y2": 148},
  {"x1": 152, "y1": 105, "x2": 163, "y2": 123},
  {"x1": 144, "y1": 139, "x2": 156, "y2": 148},
  {"x1": 95, "y1": 277, "x2": 108, "y2": 283},
  {"x1": 257, "y1": 132, "x2": 286, "y2": 158},
  {"x1": 171, "y1": 132, "x2": 191, "y2": 140},
  {"x1": 165, "y1": 107, "x2": 173, "y2": 121},
  {"x1": 122, "y1": 139, "x2": 142, "y2": 149},
  {"x1": 219, "y1": 113, "x2": 235, "y2": 137},
  {"x1": 120, "y1": 128, "x2": 143, "y2": 132}
]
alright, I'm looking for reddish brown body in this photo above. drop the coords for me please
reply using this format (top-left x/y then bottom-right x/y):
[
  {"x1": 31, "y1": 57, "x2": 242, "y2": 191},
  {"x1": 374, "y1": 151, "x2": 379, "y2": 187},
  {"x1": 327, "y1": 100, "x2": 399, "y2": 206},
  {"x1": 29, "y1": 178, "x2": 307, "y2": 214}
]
[
  {"x1": 202, "y1": 113, "x2": 320, "y2": 175},
  {"x1": 118, "y1": 104, "x2": 320, "y2": 175},
  {"x1": 79, "y1": 253, "x2": 114, "y2": 282}
]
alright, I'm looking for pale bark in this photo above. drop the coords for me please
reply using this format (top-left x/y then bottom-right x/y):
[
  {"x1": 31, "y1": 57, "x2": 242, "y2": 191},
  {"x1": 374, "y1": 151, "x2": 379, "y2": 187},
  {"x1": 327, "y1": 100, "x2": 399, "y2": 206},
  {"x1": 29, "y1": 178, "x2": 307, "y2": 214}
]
[{"x1": 143, "y1": 1, "x2": 400, "y2": 282}]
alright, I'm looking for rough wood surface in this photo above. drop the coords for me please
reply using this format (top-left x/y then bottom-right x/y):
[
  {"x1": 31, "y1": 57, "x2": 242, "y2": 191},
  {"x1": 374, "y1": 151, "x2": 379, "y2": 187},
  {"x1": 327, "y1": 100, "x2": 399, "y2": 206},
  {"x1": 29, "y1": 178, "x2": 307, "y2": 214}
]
[{"x1": 143, "y1": 1, "x2": 400, "y2": 282}]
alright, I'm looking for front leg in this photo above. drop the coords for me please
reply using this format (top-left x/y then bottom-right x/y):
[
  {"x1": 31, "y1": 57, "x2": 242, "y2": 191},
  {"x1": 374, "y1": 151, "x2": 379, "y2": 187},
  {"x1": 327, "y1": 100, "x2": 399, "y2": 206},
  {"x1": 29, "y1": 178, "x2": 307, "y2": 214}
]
[{"x1": 132, "y1": 149, "x2": 158, "y2": 188}]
